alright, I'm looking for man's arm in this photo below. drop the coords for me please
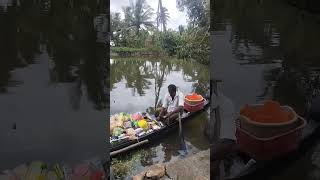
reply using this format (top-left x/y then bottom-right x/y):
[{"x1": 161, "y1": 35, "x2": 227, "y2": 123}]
[
  {"x1": 158, "y1": 107, "x2": 165, "y2": 118},
  {"x1": 157, "y1": 95, "x2": 168, "y2": 120}
]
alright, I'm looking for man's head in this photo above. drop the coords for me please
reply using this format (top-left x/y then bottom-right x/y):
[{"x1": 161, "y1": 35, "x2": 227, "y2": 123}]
[{"x1": 168, "y1": 84, "x2": 176, "y2": 98}]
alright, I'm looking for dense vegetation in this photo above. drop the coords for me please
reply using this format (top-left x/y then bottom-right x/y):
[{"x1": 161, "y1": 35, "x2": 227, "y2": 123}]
[{"x1": 111, "y1": 0, "x2": 210, "y2": 64}]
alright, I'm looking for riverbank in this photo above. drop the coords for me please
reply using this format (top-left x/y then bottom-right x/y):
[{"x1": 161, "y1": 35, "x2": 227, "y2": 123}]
[
  {"x1": 111, "y1": 47, "x2": 167, "y2": 58},
  {"x1": 132, "y1": 149, "x2": 210, "y2": 180}
]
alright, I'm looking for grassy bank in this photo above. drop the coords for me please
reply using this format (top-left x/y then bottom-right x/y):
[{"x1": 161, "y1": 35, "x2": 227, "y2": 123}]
[{"x1": 111, "y1": 47, "x2": 164, "y2": 57}]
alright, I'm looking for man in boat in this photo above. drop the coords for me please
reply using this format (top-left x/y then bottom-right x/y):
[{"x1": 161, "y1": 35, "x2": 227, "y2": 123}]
[{"x1": 156, "y1": 84, "x2": 184, "y2": 124}]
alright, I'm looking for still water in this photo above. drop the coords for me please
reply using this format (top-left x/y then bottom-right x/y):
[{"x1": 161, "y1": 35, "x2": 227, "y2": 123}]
[
  {"x1": 213, "y1": 0, "x2": 320, "y2": 179},
  {"x1": 0, "y1": 0, "x2": 108, "y2": 171},
  {"x1": 110, "y1": 58, "x2": 210, "y2": 178}
]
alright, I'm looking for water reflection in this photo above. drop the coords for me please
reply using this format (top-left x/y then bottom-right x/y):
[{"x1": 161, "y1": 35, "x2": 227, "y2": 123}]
[
  {"x1": 214, "y1": 0, "x2": 320, "y2": 111},
  {"x1": 0, "y1": 0, "x2": 108, "y2": 170},
  {"x1": 110, "y1": 58, "x2": 210, "y2": 114},
  {"x1": 0, "y1": 0, "x2": 108, "y2": 110},
  {"x1": 214, "y1": 0, "x2": 320, "y2": 179}
]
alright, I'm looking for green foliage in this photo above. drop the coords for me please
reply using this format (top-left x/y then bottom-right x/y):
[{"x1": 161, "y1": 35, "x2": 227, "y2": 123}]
[
  {"x1": 111, "y1": 159, "x2": 133, "y2": 179},
  {"x1": 176, "y1": 0, "x2": 210, "y2": 28},
  {"x1": 111, "y1": 150, "x2": 145, "y2": 179},
  {"x1": 175, "y1": 0, "x2": 210, "y2": 64},
  {"x1": 178, "y1": 25, "x2": 185, "y2": 35},
  {"x1": 129, "y1": 0, "x2": 154, "y2": 34},
  {"x1": 112, "y1": 47, "x2": 146, "y2": 53},
  {"x1": 111, "y1": 0, "x2": 154, "y2": 48},
  {"x1": 156, "y1": 31, "x2": 179, "y2": 56},
  {"x1": 176, "y1": 27, "x2": 210, "y2": 64},
  {"x1": 110, "y1": 0, "x2": 210, "y2": 65},
  {"x1": 111, "y1": 12, "x2": 122, "y2": 46},
  {"x1": 135, "y1": 30, "x2": 149, "y2": 47}
]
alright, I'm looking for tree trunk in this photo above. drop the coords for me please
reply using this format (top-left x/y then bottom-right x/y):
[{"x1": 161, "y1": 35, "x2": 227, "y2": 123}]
[
  {"x1": 136, "y1": 25, "x2": 140, "y2": 35},
  {"x1": 159, "y1": 0, "x2": 166, "y2": 32}
]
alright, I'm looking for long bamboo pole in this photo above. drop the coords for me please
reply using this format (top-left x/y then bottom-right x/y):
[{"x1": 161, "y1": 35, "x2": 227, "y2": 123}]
[
  {"x1": 212, "y1": 79, "x2": 225, "y2": 180},
  {"x1": 110, "y1": 139, "x2": 149, "y2": 157}
]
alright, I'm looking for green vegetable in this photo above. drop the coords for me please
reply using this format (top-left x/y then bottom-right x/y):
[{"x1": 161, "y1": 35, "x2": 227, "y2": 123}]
[
  {"x1": 113, "y1": 127, "x2": 124, "y2": 136},
  {"x1": 53, "y1": 164, "x2": 64, "y2": 180},
  {"x1": 133, "y1": 121, "x2": 138, "y2": 128},
  {"x1": 40, "y1": 164, "x2": 47, "y2": 170}
]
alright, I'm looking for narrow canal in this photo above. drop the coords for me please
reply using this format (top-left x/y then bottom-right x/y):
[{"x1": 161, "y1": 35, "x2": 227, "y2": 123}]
[{"x1": 110, "y1": 58, "x2": 210, "y2": 178}]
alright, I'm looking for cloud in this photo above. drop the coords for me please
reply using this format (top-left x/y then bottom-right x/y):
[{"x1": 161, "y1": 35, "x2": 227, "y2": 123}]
[
  {"x1": 110, "y1": 0, "x2": 187, "y2": 30},
  {"x1": 110, "y1": 0, "x2": 128, "y2": 13}
]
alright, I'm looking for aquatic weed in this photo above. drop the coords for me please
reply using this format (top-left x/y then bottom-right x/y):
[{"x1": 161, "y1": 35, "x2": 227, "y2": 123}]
[{"x1": 111, "y1": 149, "x2": 145, "y2": 179}]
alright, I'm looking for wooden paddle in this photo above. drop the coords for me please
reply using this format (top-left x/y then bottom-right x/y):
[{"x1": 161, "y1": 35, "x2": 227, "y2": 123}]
[{"x1": 178, "y1": 110, "x2": 188, "y2": 156}]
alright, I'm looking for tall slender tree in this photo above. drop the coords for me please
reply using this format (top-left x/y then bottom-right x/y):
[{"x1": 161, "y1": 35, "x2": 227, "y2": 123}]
[{"x1": 157, "y1": 0, "x2": 169, "y2": 32}]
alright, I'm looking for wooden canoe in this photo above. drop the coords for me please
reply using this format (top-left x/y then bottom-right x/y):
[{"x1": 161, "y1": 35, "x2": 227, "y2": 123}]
[{"x1": 110, "y1": 99, "x2": 210, "y2": 157}]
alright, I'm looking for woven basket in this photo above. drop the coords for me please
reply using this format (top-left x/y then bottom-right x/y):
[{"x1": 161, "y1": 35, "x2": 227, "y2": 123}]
[{"x1": 236, "y1": 105, "x2": 299, "y2": 138}]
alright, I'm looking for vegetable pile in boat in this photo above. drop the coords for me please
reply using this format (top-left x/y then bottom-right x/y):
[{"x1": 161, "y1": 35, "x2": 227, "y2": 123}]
[{"x1": 110, "y1": 112, "x2": 164, "y2": 144}]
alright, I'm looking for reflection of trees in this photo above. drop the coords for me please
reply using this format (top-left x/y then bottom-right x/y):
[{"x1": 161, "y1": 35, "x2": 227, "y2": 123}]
[
  {"x1": 152, "y1": 60, "x2": 169, "y2": 108},
  {"x1": 46, "y1": 0, "x2": 108, "y2": 110},
  {"x1": 110, "y1": 58, "x2": 210, "y2": 107},
  {"x1": 0, "y1": 0, "x2": 108, "y2": 110},
  {"x1": 174, "y1": 60, "x2": 209, "y2": 95},
  {"x1": 0, "y1": 0, "x2": 42, "y2": 92},
  {"x1": 215, "y1": 0, "x2": 320, "y2": 112},
  {"x1": 215, "y1": 0, "x2": 282, "y2": 64},
  {"x1": 274, "y1": 66, "x2": 320, "y2": 114},
  {"x1": 215, "y1": 0, "x2": 320, "y2": 66},
  {"x1": 110, "y1": 59, "x2": 153, "y2": 96}
]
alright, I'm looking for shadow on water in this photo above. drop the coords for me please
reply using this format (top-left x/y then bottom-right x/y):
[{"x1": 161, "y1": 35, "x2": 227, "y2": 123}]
[
  {"x1": 213, "y1": 0, "x2": 320, "y2": 179},
  {"x1": 110, "y1": 57, "x2": 210, "y2": 178},
  {"x1": 0, "y1": 0, "x2": 108, "y2": 170}
]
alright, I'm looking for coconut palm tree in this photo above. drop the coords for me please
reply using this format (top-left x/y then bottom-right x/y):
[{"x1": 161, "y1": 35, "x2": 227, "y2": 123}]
[
  {"x1": 123, "y1": 0, "x2": 154, "y2": 35},
  {"x1": 157, "y1": 6, "x2": 170, "y2": 32},
  {"x1": 111, "y1": 12, "x2": 122, "y2": 46},
  {"x1": 157, "y1": 0, "x2": 170, "y2": 32}
]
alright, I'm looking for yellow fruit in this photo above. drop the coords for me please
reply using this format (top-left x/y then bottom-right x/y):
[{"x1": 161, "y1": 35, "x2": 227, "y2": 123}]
[{"x1": 138, "y1": 120, "x2": 148, "y2": 130}]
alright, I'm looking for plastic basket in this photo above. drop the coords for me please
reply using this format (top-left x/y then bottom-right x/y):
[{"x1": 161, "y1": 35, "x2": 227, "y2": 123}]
[
  {"x1": 184, "y1": 101, "x2": 204, "y2": 112},
  {"x1": 236, "y1": 116, "x2": 306, "y2": 160},
  {"x1": 237, "y1": 105, "x2": 299, "y2": 138},
  {"x1": 184, "y1": 95, "x2": 204, "y2": 105}
]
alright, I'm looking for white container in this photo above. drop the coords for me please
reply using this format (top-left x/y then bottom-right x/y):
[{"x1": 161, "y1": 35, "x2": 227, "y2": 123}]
[
  {"x1": 135, "y1": 128, "x2": 143, "y2": 134},
  {"x1": 152, "y1": 125, "x2": 160, "y2": 130}
]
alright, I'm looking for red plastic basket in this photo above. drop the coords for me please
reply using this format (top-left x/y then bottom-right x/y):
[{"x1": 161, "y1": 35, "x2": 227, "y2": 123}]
[
  {"x1": 236, "y1": 116, "x2": 306, "y2": 160},
  {"x1": 184, "y1": 100, "x2": 204, "y2": 112}
]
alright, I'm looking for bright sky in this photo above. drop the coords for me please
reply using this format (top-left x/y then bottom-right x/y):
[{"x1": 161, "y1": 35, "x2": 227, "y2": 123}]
[{"x1": 110, "y1": 0, "x2": 188, "y2": 30}]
